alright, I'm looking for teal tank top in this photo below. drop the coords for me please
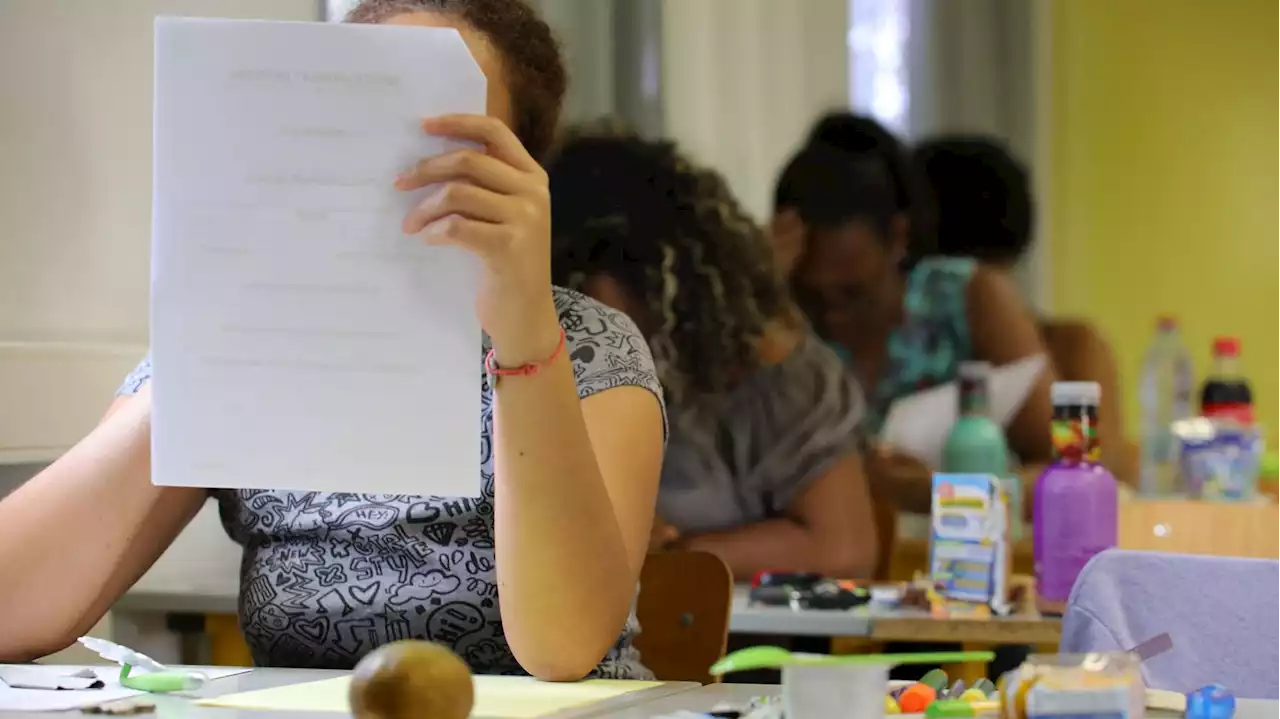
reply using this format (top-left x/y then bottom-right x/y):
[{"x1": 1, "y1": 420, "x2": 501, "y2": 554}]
[{"x1": 828, "y1": 256, "x2": 978, "y2": 433}]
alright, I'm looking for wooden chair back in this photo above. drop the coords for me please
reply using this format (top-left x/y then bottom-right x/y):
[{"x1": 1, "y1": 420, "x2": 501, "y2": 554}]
[
  {"x1": 634, "y1": 550, "x2": 733, "y2": 684},
  {"x1": 873, "y1": 499, "x2": 899, "y2": 580},
  {"x1": 1119, "y1": 499, "x2": 1279, "y2": 559}
]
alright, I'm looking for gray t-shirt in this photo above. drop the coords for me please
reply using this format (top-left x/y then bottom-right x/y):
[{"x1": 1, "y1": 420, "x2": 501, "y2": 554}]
[
  {"x1": 657, "y1": 333, "x2": 864, "y2": 534},
  {"x1": 117, "y1": 287, "x2": 665, "y2": 678}
]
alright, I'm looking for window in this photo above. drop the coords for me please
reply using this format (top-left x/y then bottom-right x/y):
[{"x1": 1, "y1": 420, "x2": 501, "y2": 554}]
[
  {"x1": 847, "y1": 0, "x2": 911, "y2": 136},
  {"x1": 325, "y1": 0, "x2": 360, "y2": 22}
]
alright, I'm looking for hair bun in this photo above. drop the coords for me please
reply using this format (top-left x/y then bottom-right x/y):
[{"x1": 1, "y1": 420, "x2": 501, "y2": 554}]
[{"x1": 805, "y1": 112, "x2": 901, "y2": 156}]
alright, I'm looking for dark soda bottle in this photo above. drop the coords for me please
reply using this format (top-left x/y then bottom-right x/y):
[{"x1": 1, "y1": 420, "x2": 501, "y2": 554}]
[{"x1": 1200, "y1": 336, "x2": 1253, "y2": 424}]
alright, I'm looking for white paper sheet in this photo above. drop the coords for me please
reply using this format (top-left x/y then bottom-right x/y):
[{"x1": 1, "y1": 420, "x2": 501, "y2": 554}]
[
  {"x1": 878, "y1": 355, "x2": 1047, "y2": 468},
  {"x1": 151, "y1": 18, "x2": 485, "y2": 495},
  {"x1": 0, "y1": 665, "x2": 250, "y2": 712}
]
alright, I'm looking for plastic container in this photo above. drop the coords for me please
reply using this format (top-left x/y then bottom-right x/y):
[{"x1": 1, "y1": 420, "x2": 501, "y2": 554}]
[
  {"x1": 1034, "y1": 382, "x2": 1118, "y2": 613},
  {"x1": 1001, "y1": 653, "x2": 1143, "y2": 719}
]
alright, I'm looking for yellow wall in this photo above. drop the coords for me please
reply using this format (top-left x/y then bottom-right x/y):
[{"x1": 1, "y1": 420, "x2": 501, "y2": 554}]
[{"x1": 1049, "y1": 0, "x2": 1278, "y2": 439}]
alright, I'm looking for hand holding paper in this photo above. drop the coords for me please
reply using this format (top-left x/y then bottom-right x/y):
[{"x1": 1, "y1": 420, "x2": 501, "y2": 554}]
[{"x1": 394, "y1": 114, "x2": 562, "y2": 365}]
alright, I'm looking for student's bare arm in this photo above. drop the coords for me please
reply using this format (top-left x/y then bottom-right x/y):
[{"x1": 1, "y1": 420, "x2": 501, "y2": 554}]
[
  {"x1": 966, "y1": 266, "x2": 1060, "y2": 464},
  {"x1": 0, "y1": 387, "x2": 206, "y2": 660},
  {"x1": 679, "y1": 453, "x2": 878, "y2": 579}
]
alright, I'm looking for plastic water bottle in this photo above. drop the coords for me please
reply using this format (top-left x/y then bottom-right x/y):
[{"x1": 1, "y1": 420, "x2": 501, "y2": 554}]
[{"x1": 1138, "y1": 316, "x2": 1194, "y2": 496}]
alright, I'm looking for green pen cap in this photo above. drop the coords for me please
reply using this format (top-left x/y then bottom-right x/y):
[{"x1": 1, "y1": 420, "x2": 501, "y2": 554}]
[{"x1": 118, "y1": 665, "x2": 207, "y2": 693}]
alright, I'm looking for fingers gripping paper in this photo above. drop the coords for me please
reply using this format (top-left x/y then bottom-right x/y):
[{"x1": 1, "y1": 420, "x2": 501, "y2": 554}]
[
  {"x1": 151, "y1": 18, "x2": 484, "y2": 494},
  {"x1": 196, "y1": 676, "x2": 664, "y2": 718}
]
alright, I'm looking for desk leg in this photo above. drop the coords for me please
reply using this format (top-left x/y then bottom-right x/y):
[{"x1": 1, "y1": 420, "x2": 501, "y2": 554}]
[
  {"x1": 830, "y1": 637, "x2": 884, "y2": 655},
  {"x1": 206, "y1": 614, "x2": 253, "y2": 667},
  {"x1": 942, "y1": 643, "x2": 989, "y2": 686}
]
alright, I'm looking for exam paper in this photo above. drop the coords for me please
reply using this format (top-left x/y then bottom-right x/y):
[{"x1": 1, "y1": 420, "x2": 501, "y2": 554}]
[
  {"x1": 151, "y1": 18, "x2": 485, "y2": 495},
  {"x1": 0, "y1": 666, "x2": 249, "y2": 712},
  {"x1": 878, "y1": 355, "x2": 1047, "y2": 468},
  {"x1": 197, "y1": 675, "x2": 663, "y2": 718},
  {"x1": 0, "y1": 667, "x2": 101, "y2": 690}
]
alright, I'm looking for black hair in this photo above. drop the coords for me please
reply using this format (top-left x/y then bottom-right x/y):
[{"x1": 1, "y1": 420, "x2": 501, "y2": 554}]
[
  {"x1": 773, "y1": 146, "x2": 898, "y2": 235},
  {"x1": 547, "y1": 123, "x2": 789, "y2": 407},
  {"x1": 806, "y1": 112, "x2": 915, "y2": 215},
  {"x1": 777, "y1": 112, "x2": 936, "y2": 260},
  {"x1": 912, "y1": 135, "x2": 1034, "y2": 264}
]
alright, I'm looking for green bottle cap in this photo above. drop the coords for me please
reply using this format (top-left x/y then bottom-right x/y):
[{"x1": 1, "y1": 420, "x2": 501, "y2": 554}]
[{"x1": 1260, "y1": 452, "x2": 1278, "y2": 484}]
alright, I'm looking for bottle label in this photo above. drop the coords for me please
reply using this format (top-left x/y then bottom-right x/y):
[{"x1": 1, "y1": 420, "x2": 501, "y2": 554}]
[
  {"x1": 1051, "y1": 416, "x2": 1100, "y2": 463},
  {"x1": 1203, "y1": 402, "x2": 1254, "y2": 424}
]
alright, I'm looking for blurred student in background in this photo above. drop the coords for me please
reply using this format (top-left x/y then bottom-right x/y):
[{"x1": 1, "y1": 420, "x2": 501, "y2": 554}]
[
  {"x1": 771, "y1": 113, "x2": 1058, "y2": 514},
  {"x1": 912, "y1": 136, "x2": 1132, "y2": 481},
  {"x1": 547, "y1": 123, "x2": 878, "y2": 579}
]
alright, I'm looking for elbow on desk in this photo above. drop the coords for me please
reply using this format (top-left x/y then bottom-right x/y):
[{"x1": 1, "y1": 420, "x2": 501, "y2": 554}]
[
  {"x1": 506, "y1": 599, "x2": 636, "y2": 682},
  {"x1": 512, "y1": 642, "x2": 613, "y2": 683},
  {"x1": 0, "y1": 623, "x2": 81, "y2": 664},
  {"x1": 0, "y1": 594, "x2": 108, "y2": 663},
  {"x1": 823, "y1": 534, "x2": 879, "y2": 581}
]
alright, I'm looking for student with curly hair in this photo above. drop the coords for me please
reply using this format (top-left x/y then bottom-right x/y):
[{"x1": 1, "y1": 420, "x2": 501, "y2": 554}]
[
  {"x1": 547, "y1": 125, "x2": 879, "y2": 580},
  {"x1": 0, "y1": 0, "x2": 666, "y2": 681}
]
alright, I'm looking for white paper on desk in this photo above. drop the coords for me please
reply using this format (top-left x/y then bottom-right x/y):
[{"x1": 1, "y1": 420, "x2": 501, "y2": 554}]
[
  {"x1": 0, "y1": 666, "x2": 249, "y2": 712},
  {"x1": 878, "y1": 354, "x2": 1047, "y2": 468},
  {"x1": 151, "y1": 18, "x2": 485, "y2": 495}
]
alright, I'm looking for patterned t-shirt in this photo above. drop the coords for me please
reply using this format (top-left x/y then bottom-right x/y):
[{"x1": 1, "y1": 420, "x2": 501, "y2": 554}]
[{"x1": 117, "y1": 287, "x2": 666, "y2": 678}]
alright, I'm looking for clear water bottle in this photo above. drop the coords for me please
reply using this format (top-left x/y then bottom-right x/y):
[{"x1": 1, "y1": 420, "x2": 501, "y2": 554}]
[{"x1": 1138, "y1": 316, "x2": 1195, "y2": 495}]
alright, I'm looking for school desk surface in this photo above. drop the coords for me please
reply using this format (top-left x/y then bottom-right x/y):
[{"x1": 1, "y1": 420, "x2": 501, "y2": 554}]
[{"x1": 0, "y1": 668, "x2": 698, "y2": 718}]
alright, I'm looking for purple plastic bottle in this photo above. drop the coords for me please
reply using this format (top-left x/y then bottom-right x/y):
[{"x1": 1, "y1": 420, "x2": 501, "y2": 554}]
[{"x1": 1034, "y1": 382, "x2": 1118, "y2": 613}]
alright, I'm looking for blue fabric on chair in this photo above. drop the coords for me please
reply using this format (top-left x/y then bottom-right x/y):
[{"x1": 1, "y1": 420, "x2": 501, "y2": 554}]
[{"x1": 1060, "y1": 549, "x2": 1279, "y2": 699}]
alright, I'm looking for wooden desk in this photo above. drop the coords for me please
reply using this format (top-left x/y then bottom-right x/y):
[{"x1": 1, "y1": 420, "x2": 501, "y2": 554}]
[
  {"x1": 617, "y1": 683, "x2": 1280, "y2": 719},
  {"x1": 1119, "y1": 499, "x2": 1279, "y2": 558},
  {"x1": 868, "y1": 612, "x2": 1061, "y2": 646}
]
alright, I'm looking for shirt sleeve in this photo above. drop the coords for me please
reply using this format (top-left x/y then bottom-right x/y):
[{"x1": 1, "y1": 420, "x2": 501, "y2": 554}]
[
  {"x1": 750, "y1": 333, "x2": 866, "y2": 511},
  {"x1": 554, "y1": 288, "x2": 668, "y2": 440},
  {"x1": 117, "y1": 354, "x2": 153, "y2": 396}
]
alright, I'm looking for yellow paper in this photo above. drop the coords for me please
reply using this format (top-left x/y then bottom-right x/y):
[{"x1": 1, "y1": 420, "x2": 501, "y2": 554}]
[{"x1": 197, "y1": 675, "x2": 664, "y2": 718}]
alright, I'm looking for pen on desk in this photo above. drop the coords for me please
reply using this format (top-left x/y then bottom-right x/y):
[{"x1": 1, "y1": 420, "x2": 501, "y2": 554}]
[{"x1": 76, "y1": 637, "x2": 208, "y2": 693}]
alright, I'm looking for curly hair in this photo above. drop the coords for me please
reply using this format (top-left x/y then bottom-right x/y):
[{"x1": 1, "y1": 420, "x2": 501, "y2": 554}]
[
  {"x1": 912, "y1": 135, "x2": 1034, "y2": 265},
  {"x1": 346, "y1": 0, "x2": 566, "y2": 160},
  {"x1": 546, "y1": 124, "x2": 790, "y2": 408}
]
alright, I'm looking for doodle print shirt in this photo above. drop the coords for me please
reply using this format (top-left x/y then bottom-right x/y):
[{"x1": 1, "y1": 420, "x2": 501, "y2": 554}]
[{"x1": 117, "y1": 288, "x2": 666, "y2": 678}]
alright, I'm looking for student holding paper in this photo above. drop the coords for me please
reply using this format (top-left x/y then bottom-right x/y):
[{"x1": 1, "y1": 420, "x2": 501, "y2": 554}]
[
  {"x1": 0, "y1": 0, "x2": 665, "y2": 682},
  {"x1": 546, "y1": 125, "x2": 879, "y2": 580},
  {"x1": 770, "y1": 114, "x2": 1059, "y2": 514}
]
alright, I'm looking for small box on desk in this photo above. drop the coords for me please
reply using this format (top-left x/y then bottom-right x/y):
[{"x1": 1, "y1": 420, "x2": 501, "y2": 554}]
[{"x1": 929, "y1": 473, "x2": 1011, "y2": 615}]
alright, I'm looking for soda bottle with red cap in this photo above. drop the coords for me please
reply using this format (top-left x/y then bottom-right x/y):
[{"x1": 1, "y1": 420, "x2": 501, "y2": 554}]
[{"x1": 1200, "y1": 336, "x2": 1253, "y2": 424}]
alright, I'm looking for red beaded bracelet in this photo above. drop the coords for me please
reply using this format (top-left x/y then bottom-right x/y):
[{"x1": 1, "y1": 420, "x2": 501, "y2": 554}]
[{"x1": 484, "y1": 329, "x2": 566, "y2": 385}]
